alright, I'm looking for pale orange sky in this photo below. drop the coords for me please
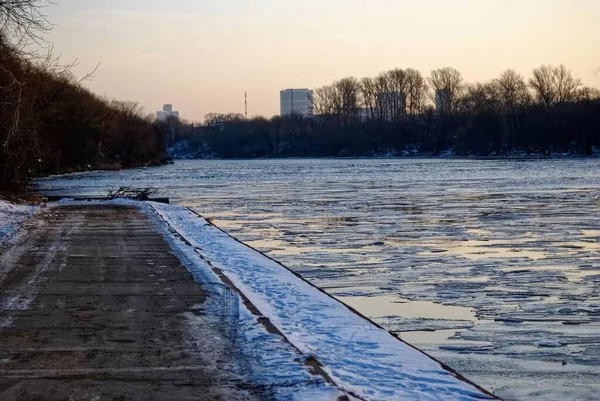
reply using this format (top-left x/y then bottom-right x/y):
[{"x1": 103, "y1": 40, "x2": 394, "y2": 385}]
[{"x1": 45, "y1": 0, "x2": 600, "y2": 121}]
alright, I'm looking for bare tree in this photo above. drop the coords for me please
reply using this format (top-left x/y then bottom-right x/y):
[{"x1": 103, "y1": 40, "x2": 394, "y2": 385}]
[
  {"x1": 405, "y1": 68, "x2": 429, "y2": 116},
  {"x1": 529, "y1": 65, "x2": 555, "y2": 106},
  {"x1": 1, "y1": 1, "x2": 164, "y2": 190},
  {"x1": 334, "y1": 77, "x2": 361, "y2": 125},
  {"x1": 110, "y1": 100, "x2": 146, "y2": 123},
  {"x1": 384, "y1": 69, "x2": 408, "y2": 121},
  {"x1": 576, "y1": 86, "x2": 600, "y2": 101},
  {"x1": 428, "y1": 67, "x2": 463, "y2": 115},
  {"x1": 0, "y1": 0, "x2": 54, "y2": 50},
  {"x1": 1, "y1": 0, "x2": 55, "y2": 188},
  {"x1": 373, "y1": 73, "x2": 390, "y2": 120},
  {"x1": 203, "y1": 113, "x2": 244, "y2": 126},
  {"x1": 554, "y1": 64, "x2": 581, "y2": 104},
  {"x1": 490, "y1": 70, "x2": 529, "y2": 145},
  {"x1": 313, "y1": 77, "x2": 361, "y2": 127},
  {"x1": 311, "y1": 84, "x2": 336, "y2": 116},
  {"x1": 529, "y1": 64, "x2": 581, "y2": 106},
  {"x1": 360, "y1": 77, "x2": 378, "y2": 121},
  {"x1": 495, "y1": 69, "x2": 531, "y2": 112},
  {"x1": 460, "y1": 82, "x2": 498, "y2": 115}
]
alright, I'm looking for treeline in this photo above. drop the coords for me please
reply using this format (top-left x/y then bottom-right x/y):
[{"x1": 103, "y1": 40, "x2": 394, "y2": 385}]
[
  {"x1": 171, "y1": 65, "x2": 600, "y2": 159},
  {"x1": 0, "y1": 1, "x2": 165, "y2": 191}
]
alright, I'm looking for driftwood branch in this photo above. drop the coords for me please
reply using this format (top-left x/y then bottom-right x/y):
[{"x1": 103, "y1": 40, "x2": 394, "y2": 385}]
[{"x1": 106, "y1": 187, "x2": 159, "y2": 201}]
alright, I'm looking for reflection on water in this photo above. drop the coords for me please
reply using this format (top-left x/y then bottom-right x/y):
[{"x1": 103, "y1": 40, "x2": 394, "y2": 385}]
[
  {"x1": 338, "y1": 295, "x2": 476, "y2": 321},
  {"x1": 413, "y1": 238, "x2": 548, "y2": 260},
  {"x1": 581, "y1": 230, "x2": 600, "y2": 238},
  {"x1": 336, "y1": 295, "x2": 478, "y2": 346}
]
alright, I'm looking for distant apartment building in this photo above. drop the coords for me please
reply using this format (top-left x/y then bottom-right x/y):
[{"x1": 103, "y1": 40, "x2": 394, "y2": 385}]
[
  {"x1": 156, "y1": 104, "x2": 180, "y2": 121},
  {"x1": 280, "y1": 89, "x2": 314, "y2": 117}
]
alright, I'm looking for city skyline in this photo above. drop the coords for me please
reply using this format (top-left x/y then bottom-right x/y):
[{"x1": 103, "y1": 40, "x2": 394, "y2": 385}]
[{"x1": 44, "y1": 0, "x2": 600, "y2": 121}]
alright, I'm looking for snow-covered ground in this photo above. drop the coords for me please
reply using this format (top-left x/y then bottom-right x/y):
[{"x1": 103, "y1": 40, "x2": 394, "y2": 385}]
[
  {"x1": 149, "y1": 202, "x2": 492, "y2": 400},
  {"x1": 0, "y1": 200, "x2": 37, "y2": 247}
]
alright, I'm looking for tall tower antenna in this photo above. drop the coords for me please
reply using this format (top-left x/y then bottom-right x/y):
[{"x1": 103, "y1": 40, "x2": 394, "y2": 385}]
[{"x1": 245, "y1": 91, "x2": 248, "y2": 120}]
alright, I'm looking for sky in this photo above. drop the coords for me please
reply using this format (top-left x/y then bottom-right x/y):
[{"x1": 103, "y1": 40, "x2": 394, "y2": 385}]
[{"x1": 44, "y1": 0, "x2": 600, "y2": 121}]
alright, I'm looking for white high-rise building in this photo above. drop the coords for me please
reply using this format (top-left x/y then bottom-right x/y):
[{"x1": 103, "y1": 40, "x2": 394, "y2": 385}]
[
  {"x1": 156, "y1": 104, "x2": 180, "y2": 121},
  {"x1": 280, "y1": 89, "x2": 313, "y2": 117}
]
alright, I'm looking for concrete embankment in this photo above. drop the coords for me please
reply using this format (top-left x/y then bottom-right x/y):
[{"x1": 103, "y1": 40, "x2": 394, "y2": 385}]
[
  {"x1": 0, "y1": 202, "x2": 496, "y2": 401},
  {"x1": 0, "y1": 204, "x2": 343, "y2": 400}
]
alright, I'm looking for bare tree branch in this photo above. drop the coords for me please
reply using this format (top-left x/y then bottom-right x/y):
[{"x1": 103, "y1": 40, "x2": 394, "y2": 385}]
[{"x1": 0, "y1": 0, "x2": 55, "y2": 49}]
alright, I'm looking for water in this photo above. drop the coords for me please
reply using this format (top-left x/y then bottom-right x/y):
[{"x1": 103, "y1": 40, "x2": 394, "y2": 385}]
[{"x1": 37, "y1": 158, "x2": 600, "y2": 400}]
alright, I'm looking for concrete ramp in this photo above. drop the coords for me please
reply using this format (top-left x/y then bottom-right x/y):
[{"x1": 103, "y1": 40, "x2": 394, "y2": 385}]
[{"x1": 0, "y1": 205, "x2": 341, "y2": 400}]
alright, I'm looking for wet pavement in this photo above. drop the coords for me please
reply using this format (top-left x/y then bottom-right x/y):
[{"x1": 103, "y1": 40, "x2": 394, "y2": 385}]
[{"x1": 0, "y1": 205, "x2": 305, "y2": 401}]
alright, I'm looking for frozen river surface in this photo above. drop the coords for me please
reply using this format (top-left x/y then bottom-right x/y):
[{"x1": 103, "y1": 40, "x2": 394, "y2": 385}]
[{"x1": 38, "y1": 159, "x2": 600, "y2": 401}]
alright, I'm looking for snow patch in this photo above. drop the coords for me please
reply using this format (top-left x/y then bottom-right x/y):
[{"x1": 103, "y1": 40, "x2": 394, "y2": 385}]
[{"x1": 0, "y1": 200, "x2": 37, "y2": 247}]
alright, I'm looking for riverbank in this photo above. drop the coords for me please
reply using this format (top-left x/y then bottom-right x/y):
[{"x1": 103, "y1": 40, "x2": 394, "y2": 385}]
[
  {"x1": 167, "y1": 137, "x2": 600, "y2": 160},
  {"x1": 169, "y1": 151, "x2": 600, "y2": 161}
]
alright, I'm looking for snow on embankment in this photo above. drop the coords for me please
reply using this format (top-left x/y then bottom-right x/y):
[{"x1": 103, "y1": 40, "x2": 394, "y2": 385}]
[
  {"x1": 150, "y1": 203, "x2": 494, "y2": 401},
  {"x1": 0, "y1": 200, "x2": 37, "y2": 247}
]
